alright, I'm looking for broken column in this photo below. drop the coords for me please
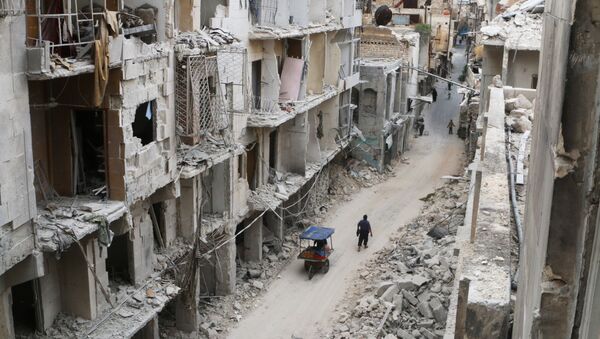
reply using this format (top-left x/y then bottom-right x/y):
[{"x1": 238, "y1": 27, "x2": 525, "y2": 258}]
[
  {"x1": 129, "y1": 203, "x2": 155, "y2": 285},
  {"x1": 215, "y1": 239, "x2": 236, "y2": 295},
  {"x1": 244, "y1": 216, "x2": 263, "y2": 262},
  {"x1": 179, "y1": 177, "x2": 200, "y2": 241},
  {"x1": 176, "y1": 266, "x2": 200, "y2": 334}
]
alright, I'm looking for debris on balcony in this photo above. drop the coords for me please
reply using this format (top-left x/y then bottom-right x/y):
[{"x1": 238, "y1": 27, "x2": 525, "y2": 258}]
[
  {"x1": 35, "y1": 196, "x2": 127, "y2": 252},
  {"x1": 175, "y1": 28, "x2": 240, "y2": 57}
]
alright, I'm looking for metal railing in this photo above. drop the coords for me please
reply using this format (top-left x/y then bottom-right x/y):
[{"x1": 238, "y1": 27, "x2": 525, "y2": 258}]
[
  {"x1": 250, "y1": 0, "x2": 278, "y2": 26},
  {"x1": 26, "y1": 0, "x2": 115, "y2": 56},
  {"x1": 176, "y1": 55, "x2": 229, "y2": 138},
  {"x1": 250, "y1": 95, "x2": 281, "y2": 115},
  {"x1": 217, "y1": 47, "x2": 249, "y2": 113}
]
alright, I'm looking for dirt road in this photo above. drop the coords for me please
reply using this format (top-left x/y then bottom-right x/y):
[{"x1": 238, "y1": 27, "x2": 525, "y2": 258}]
[{"x1": 227, "y1": 49, "x2": 466, "y2": 339}]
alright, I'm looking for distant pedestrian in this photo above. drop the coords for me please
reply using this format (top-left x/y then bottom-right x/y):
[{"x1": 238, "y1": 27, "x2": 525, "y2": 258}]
[
  {"x1": 447, "y1": 119, "x2": 456, "y2": 135},
  {"x1": 416, "y1": 116, "x2": 425, "y2": 136},
  {"x1": 357, "y1": 215, "x2": 373, "y2": 252},
  {"x1": 447, "y1": 81, "x2": 452, "y2": 99},
  {"x1": 431, "y1": 88, "x2": 438, "y2": 102}
]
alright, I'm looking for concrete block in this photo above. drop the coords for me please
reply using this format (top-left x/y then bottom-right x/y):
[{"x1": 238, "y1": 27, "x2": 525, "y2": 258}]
[
  {"x1": 396, "y1": 328, "x2": 415, "y2": 339},
  {"x1": 402, "y1": 290, "x2": 418, "y2": 305},
  {"x1": 418, "y1": 301, "x2": 434, "y2": 318},
  {"x1": 392, "y1": 293, "x2": 404, "y2": 312},
  {"x1": 429, "y1": 297, "x2": 447, "y2": 323},
  {"x1": 376, "y1": 282, "x2": 396, "y2": 297},
  {"x1": 380, "y1": 284, "x2": 399, "y2": 302},
  {"x1": 123, "y1": 60, "x2": 143, "y2": 80}
]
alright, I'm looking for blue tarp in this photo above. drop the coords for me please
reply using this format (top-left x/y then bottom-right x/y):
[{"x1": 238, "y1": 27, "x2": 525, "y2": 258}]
[{"x1": 300, "y1": 226, "x2": 335, "y2": 241}]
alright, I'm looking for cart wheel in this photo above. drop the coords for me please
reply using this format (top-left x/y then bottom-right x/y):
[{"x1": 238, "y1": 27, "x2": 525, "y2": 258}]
[
  {"x1": 322, "y1": 259, "x2": 330, "y2": 274},
  {"x1": 304, "y1": 261, "x2": 311, "y2": 271}
]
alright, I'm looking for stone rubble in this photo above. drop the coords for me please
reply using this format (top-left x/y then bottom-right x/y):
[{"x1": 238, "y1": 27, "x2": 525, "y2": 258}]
[
  {"x1": 157, "y1": 157, "x2": 401, "y2": 338},
  {"x1": 326, "y1": 179, "x2": 468, "y2": 339}
]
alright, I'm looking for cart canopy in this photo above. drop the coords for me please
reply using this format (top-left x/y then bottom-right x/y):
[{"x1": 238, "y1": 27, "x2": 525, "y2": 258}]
[{"x1": 299, "y1": 226, "x2": 335, "y2": 241}]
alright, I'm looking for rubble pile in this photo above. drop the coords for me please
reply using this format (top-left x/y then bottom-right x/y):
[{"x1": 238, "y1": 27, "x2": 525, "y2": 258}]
[
  {"x1": 174, "y1": 28, "x2": 239, "y2": 56},
  {"x1": 159, "y1": 233, "x2": 302, "y2": 339},
  {"x1": 505, "y1": 94, "x2": 534, "y2": 133},
  {"x1": 327, "y1": 179, "x2": 468, "y2": 339},
  {"x1": 480, "y1": 0, "x2": 543, "y2": 50},
  {"x1": 329, "y1": 157, "x2": 396, "y2": 196}
]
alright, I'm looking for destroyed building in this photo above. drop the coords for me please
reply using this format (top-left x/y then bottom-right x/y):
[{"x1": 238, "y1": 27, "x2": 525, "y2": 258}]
[
  {"x1": 477, "y1": 0, "x2": 541, "y2": 112},
  {"x1": 0, "y1": 0, "x2": 365, "y2": 337}
]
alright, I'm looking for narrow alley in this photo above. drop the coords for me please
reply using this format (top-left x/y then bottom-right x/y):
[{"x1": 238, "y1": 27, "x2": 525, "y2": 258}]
[{"x1": 228, "y1": 44, "x2": 466, "y2": 339}]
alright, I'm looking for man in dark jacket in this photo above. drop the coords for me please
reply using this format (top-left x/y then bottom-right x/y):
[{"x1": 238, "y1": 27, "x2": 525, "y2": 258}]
[
  {"x1": 431, "y1": 88, "x2": 438, "y2": 102},
  {"x1": 357, "y1": 215, "x2": 373, "y2": 252}
]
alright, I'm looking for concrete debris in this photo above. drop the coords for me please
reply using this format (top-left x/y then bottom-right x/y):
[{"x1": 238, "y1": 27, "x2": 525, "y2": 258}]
[
  {"x1": 42, "y1": 279, "x2": 181, "y2": 338},
  {"x1": 506, "y1": 116, "x2": 532, "y2": 133},
  {"x1": 160, "y1": 230, "x2": 303, "y2": 339},
  {"x1": 175, "y1": 28, "x2": 239, "y2": 57},
  {"x1": 327, "y1": 180, "x2": 468, "y2": 338},
  {"x1": 178, "y1": 136, "x2": 241, "y2": 175},
  {"x1": 35, "y1": 197, "x2": 127, "y2": 252},
  {"x1": 481, "y1": 0, "x2": 543, "y2": 50}
]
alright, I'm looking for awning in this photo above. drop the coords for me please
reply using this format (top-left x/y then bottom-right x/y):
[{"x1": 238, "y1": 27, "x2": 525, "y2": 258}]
[{"x1": 300, "y1": 226, "x2": 335, "y2": 241}]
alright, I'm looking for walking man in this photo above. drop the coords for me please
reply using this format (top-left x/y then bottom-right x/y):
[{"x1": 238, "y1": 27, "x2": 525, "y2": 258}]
[
  {"x1": 357, "y1": 215, "x2": 373, "y2": 252},
  {"x1": 447, "y1": 119, "x2": 456, "y2": 135},
  {"x1": 431, "y1": 87, "x2": 438, "y2": 102},
  {"x1": 416, "y1": 116, "x2": 425, "y2": 136}
]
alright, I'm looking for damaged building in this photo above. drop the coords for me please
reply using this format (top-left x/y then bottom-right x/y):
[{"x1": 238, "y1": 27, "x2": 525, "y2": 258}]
[{"x1": 0, "y1": 0, "x2": 368, "y2": 337}]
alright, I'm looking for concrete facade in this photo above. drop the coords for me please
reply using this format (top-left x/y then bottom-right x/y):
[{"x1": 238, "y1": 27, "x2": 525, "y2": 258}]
[{"x1": 513, "y1": 0, "x2": 600, "y2": 338}]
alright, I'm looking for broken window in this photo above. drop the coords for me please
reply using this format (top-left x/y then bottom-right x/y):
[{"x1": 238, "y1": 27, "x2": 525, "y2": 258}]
[
  {"x1": 151, "y1": 203, "x2": 167, "y2": 250},
  {"x1": 133, "y1": 101, "x2": 156, "y2": 146},
  {"x1": 351, "y1": 88, "x2": 360, "y2": 124},
  {"x1": 252, "y1": 60, "x2": 262, "y2": 109},
  {"x1": 247, "y1": 144, "x2": 258, "y2": 190},
  {"x1": 73, "y1": 110, "x2": 106, "y2": 195},
  {"x1": 238, "y1": 154, "x2": 246, "y2": 179},
  {"x1": 107, "y1": 233, "x2": 132, "y2": 284},
  {"x1": 269, "y1": 131, "x2": 278, "y2": 170}
]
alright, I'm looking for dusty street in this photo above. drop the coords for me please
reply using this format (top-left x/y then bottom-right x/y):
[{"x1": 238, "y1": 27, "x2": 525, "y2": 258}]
[{"x1": 228, "y1": 48, "x2": 466, "y2": 339}]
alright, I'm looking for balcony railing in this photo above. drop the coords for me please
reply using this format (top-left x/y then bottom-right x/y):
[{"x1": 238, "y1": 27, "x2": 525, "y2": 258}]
[
  {"x1": 176, "y1": 55, "x2": 229, "y2": 139},
  {"x1": 250, "y1": 0, "x2": 278, "y2": 26},
  {"x1": 26, "y1": 0, "x2": 114, "y2": 55}
]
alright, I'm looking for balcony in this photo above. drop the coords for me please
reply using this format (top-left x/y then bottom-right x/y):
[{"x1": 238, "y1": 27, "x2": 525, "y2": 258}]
[{"x1": 25, "y1": 0, "x2": 165, "y2": 80}]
